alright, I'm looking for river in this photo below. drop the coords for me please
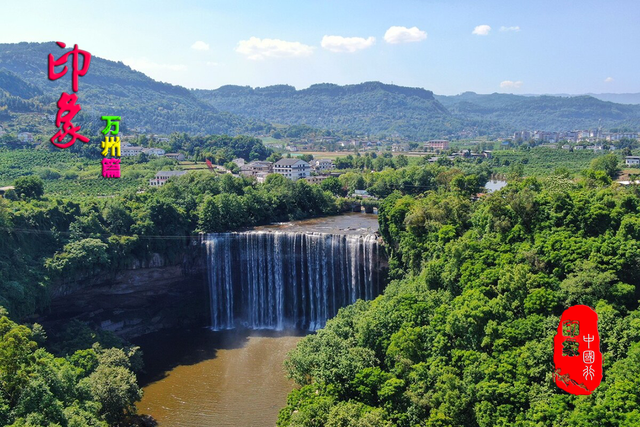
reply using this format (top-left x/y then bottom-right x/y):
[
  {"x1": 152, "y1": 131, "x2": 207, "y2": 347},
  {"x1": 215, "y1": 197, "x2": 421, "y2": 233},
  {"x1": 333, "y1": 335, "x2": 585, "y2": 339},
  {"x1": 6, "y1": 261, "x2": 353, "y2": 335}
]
[{"x1": 135, "y1": 328, "x2": 304, "y2": 426}]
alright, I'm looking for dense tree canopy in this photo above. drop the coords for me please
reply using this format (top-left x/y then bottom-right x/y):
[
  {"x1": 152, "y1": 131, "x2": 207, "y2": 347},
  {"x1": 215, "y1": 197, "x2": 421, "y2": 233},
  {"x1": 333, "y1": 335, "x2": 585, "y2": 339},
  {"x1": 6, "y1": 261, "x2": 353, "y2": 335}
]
[
  {"x1": 0, "y1": 313, "x2": 141, "y2": 427},
  {"x1": 279, "y1": 177, "x2": 640, "y2": 426}
]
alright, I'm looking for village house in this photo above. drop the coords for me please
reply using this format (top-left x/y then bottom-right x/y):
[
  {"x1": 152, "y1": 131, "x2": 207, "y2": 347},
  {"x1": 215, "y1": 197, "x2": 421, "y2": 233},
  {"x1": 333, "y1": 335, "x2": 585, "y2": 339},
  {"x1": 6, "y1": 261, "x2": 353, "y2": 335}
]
[
  {"x1": 625, "y1": 156, "x2": 640, "y2": 167},
  {"x1": 306, "y1": 175, "x2": 330, "y2": 185},
  {"x1": 240, "y1": 161, "x2": 273, "y2": 177},
  {"x1": 165, "y1": 153, "x2": 186, "y2": 161},
  {"x1": 148, "y1": 170, "x2": 187, "y2": 187},
  {"x1": 152, "y1": 135, "x2": 170, "y2": 143},
  {"x1": 391, "y1": 143, "x2": 409, "y2": 152},
  {"x1": 232, "y1": 158, "x2": 246, "y2": 167},
  {"x1": 142, "y1": 147, "x2": 165, "y2": 156},
  {"x1": 273, "y1": 158, "x2": 310, "y2": 181}
]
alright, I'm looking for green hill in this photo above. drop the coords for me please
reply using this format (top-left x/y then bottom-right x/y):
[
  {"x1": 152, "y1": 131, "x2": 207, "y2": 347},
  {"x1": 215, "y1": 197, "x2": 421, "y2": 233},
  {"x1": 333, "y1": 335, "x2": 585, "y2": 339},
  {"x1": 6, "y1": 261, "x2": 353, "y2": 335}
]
[
  {"x1": 194, "y1": 82, "x2": 461, "y2": 140},
  {"x1": 0, "y1": 42, "x2": 268, "y2": 136}
]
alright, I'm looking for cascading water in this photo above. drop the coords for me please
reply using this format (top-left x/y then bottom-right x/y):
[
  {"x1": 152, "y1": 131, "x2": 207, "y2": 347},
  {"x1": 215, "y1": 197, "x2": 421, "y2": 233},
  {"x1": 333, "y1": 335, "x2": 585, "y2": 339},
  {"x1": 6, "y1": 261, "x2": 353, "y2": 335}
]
[{"x1": 206, "y1": 231, "x2": 382, "y2": 331}]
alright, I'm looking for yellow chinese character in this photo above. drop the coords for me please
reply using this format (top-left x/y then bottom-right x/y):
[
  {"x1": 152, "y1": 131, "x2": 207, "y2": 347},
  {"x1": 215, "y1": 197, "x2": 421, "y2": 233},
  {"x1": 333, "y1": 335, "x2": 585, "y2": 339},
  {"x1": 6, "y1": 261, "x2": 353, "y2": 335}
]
[{"x1": 101, "y1": 136, "x2": 121, "y2": 157}]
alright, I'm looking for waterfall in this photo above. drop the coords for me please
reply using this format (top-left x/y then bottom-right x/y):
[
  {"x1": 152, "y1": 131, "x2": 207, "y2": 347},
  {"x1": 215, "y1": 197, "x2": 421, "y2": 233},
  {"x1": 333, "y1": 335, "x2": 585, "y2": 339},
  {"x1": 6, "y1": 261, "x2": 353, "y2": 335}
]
[{"x1": 206, "y1": 231, "x2": 382, "y2": 331}]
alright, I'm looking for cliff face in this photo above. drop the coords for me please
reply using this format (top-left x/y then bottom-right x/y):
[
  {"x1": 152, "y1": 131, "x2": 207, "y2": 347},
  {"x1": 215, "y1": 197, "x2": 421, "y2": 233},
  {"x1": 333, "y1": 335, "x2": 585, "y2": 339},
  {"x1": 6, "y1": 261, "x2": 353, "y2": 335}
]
[{"x1": 39, "y1": 243, "x2": 209, "y2": 339}]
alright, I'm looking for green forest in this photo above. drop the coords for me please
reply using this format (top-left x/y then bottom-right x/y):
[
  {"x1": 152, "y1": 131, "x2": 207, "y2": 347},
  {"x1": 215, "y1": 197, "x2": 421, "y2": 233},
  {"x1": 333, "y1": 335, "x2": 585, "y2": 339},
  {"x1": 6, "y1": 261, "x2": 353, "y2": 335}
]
[
  {"x1": 1, "y1": 144, "x2": 640, "y2": 425},
  {"x1": 277, "y1": 176, "x2": 640, "y2": 426}
]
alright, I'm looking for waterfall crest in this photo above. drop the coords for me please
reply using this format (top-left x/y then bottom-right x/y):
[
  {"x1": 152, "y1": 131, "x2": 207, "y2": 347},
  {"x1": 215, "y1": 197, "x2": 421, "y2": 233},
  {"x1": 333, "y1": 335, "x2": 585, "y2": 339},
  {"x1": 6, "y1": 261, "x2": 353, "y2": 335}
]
[{"x1": 206, "y1": 231, "x2": 382, "y2": 330}]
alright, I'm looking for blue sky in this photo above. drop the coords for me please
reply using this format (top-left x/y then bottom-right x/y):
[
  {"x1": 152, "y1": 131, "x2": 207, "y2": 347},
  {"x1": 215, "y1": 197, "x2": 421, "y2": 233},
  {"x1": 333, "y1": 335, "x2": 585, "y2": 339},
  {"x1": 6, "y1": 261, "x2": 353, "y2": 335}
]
[{"x1": 2, "y1": 0, "x2": 639, "y2": 94}]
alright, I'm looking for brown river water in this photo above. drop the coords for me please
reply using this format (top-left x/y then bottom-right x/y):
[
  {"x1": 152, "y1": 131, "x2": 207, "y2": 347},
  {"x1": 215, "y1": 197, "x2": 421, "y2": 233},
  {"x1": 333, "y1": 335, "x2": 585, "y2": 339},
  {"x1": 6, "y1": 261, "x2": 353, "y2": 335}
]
[{"x1": 135, "y1": 328, "x2": 304, "y2": 426}]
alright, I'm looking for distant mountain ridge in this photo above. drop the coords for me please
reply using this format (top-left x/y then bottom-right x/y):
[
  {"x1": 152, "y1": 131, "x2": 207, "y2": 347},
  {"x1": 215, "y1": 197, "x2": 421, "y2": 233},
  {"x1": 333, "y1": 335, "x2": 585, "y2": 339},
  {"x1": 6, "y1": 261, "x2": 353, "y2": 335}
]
[
  {"x1": 1, "y1": 42, "x2": 639, "y2": 139},
  {"x1": 194, "y1": 82, "x2": 456, "y2": 139},
  {"x1": 581, "y1": 93, "x2": 640, "y2": 105},
  {"x1": 518, "y1": 93, "x2": 640, "y2": 105},
  {"x1": 436, "y1": 92, "x2": 640, "y2": 131}
]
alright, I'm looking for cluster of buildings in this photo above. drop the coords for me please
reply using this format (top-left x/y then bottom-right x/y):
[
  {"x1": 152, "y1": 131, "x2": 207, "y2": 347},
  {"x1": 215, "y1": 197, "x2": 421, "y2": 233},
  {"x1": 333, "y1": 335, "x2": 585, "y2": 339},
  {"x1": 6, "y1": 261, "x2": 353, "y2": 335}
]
[
  {"x1": 558, "y1": 144, "x2": 614, "y2": 152},
  {"x1": 266, "y1": 136, "x2": 386, "y2": 152},
  {"x1": 427, "y1": 149, "x2": 492, "y2": 163},
  {"x1": 235, "y1": 157, "x2": 335, "y2": 183},
  {"x1": 513, "y1": 130, "x2": 639, "y2": 144},
  {"x1": 148, "y1": 157, "x2": 336, "y2": 188},
  {"x1": 120, "y1": 142, "x2": 185, "y2": 160}
]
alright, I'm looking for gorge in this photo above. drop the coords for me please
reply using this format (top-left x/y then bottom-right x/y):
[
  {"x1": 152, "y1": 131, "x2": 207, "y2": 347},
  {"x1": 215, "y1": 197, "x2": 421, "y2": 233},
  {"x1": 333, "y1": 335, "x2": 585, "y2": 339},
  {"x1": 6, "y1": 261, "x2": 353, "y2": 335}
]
[{"x1": 136, "y1": 213, "x2": 386, "y2": 426}]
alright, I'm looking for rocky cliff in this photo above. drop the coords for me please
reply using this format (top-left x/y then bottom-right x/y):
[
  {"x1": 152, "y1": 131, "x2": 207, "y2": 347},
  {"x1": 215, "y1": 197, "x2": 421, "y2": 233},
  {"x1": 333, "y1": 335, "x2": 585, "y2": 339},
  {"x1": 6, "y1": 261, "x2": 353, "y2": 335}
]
[{"x1": 38, "y1": 240, "x2": 209, "y2": 339}]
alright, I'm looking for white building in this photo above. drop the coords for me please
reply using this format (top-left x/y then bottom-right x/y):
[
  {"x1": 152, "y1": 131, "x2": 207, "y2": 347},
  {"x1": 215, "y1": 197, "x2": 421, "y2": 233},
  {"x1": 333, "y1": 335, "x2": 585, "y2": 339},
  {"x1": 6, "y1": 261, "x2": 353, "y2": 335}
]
[
  {"x1": 625, "y1": 156, "x2": 640, "y2": 167},
  {"x1": 143, "y1": 147, "x2": 165, "y2": 156},
  {"x1": 311, "y1": 158, "x2": 335, "y2": 172},
  {"x1": 273, "y1": 158, "x2": 310, "y2": 181},
  {"x1": 121, "y1": 145, "x2": 144, "y2": 157},
  {"x1": 149, "y1": 170, "x2": 187, "y2": 186}
]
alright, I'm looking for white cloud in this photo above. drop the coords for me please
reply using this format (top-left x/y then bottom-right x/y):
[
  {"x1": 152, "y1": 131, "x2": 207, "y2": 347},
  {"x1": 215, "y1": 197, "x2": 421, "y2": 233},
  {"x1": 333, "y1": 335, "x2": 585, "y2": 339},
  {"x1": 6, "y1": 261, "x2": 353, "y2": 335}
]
[
  {"x1": 384, "y1": 26, "x2": 427, "y2": 44},
  {"x1": 472, "y1": 25, "x2": 492, "y2": 36},
  {"x1": 605, "y1": 77, "x2": 614, "y2": 83},
  {"x1": 499, "y1": 26, "x2": 520, "y2": 32},
  {"x1": 500, "y1": 80, "x2": 523, "y2": 89},
  {"x1": 191, "y1": 41, "x2": 210, "y2": 51},
  {"x1": 236, "y1": 37, "x2": 314, "y2": 60},
  {"x1": 206, "y1": 61, "x2": 220, "y2": 67},
  {"x1": 123, "y1": 58, "x2": 187, "y2": 72},
  {"x1": 321, "y1": 35, "x2": 375, "y2": 53}
]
